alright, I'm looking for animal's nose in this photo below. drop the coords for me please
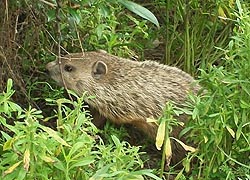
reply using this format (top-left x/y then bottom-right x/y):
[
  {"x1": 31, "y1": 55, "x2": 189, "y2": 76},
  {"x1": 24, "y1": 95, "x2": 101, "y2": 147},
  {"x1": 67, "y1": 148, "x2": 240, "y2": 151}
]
[
  {"x1": 46, "y1": 61, "x2": 57, "y2": 71},
  {"x1": 45, "y1": 61, "x2": 58, "y2": 75},
  {"x1": 45, "y1": 69, "x2": 50, "y2": 75}
]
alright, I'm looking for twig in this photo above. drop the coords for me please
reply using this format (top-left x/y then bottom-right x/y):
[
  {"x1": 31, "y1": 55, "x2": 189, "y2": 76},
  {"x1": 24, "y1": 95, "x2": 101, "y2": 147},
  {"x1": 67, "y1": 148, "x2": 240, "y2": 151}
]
[
  {"x1": 56, "y1": 0, "x2": 73, "y2": 102},
  {"x1": 39, "y1": 0, "x2": 56, "y2": 8},
  {"x1": 14, "y1": 14, "x2": 19, "y2": 41},
  {"x1": 0, "y1": 48, "x2": 40, "y2": 110},
  {"x1": 24, "y1": 0, "x2": 68, "y2": 54},
  {"x1": 74, "y1": 21, "x2": 85, "y2": 56},
  {"x1": 5, "y1": 0, "x2": 8, "y2": 22}
]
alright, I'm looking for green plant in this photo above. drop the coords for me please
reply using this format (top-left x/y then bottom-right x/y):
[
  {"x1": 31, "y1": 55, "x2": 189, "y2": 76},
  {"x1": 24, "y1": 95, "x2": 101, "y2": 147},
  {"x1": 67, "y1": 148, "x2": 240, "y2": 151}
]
[
  {"x1": 0, "y1": 79, "x2": 160, "y2": 180},
  {"x1": 153, "y1": 102, "x2": 180, "y2": 178},
  {"x1": 178, "y1": 2, "x2": 250, "y2": 178},
  {"x1": 41, "y1": 0, "x2": 158, "y2": 55},
  {"x1": 160, "y1": 0, "x2": 234, "y2": 75}
]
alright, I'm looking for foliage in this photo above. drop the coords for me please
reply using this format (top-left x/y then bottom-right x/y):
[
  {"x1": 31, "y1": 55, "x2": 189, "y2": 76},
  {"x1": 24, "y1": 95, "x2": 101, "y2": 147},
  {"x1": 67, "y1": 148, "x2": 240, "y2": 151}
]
[
  {"x1": 0, "y1": 79, "x2": 160, "y2": 180},
  {"x1": 41, "y1": 0, "x2": 155, "y2": 56},
  {"x1": 1, "y1": 0, "x2": 250, "y2": 179},
  {"x1": 154, "y1": 102, "x2": 183, "y2": 178},
  {"x1": 159, "y1": 0, "x2": 234, "y2": 74},
  {"x1": 177, "y1": 2, "x2": 250, "y2": 179}
]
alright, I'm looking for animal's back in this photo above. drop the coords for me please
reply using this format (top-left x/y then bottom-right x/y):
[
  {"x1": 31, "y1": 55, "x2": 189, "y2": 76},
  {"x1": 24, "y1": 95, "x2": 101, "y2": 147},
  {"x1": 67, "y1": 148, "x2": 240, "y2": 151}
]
[{"x1": 74, "y1": 52, "x2": 197, "y2": 127}]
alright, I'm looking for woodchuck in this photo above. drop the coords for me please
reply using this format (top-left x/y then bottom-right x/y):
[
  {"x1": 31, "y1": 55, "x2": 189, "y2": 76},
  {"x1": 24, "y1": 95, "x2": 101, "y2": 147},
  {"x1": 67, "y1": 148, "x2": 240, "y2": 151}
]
[{"x1": 46, "y1": 50, "x2": 199, "y2": 167}]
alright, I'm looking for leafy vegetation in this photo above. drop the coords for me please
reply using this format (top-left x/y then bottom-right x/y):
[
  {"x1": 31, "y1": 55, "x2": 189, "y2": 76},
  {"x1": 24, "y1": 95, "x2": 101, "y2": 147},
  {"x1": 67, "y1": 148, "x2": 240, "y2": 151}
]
[
  {"x1": 179, "y1": 2, "x2": 250, "y2": 178},
  {"x1": 0, "y1": 0, "x2": 249, "y2": 179},
  {"x1": 0, "y1": 79, "x2": 160, "y2": 180}
]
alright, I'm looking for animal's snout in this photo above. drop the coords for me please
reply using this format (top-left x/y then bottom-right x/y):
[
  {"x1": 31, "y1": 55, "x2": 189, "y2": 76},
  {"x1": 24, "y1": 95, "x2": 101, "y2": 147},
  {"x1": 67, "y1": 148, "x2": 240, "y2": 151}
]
[
  {"x1": 46, "y1": 61, "x2": 57, "y2": 71},
  {"x1": 45, "y1": 61, "x2": 58, "y2": 76},
  {"x1": 44, "y1": 68, "x2": 50, "y2": 75}
]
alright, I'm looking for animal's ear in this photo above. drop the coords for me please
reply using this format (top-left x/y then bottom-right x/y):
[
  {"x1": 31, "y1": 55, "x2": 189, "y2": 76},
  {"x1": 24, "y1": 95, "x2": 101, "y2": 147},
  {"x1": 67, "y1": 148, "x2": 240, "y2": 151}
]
[{"x1": 91, "y1": 61, "x2": 108, "y2": 80}]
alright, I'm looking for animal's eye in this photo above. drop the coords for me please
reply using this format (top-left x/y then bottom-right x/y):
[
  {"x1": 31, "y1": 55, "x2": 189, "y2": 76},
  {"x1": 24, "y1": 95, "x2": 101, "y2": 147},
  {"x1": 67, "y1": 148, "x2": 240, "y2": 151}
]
[{"x1": 64, "y1": 65, "x2": 73, "y2": 72}]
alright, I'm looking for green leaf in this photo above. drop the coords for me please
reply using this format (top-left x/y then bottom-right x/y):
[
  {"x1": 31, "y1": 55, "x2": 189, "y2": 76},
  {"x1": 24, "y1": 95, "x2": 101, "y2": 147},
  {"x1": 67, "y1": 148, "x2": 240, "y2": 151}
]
[
  {"x1": 96, "y1": 24, "x2": 106, "y2": 39},
  {"x1": 131, "y1": 170, "x2": 162, "y2": 180},
  {"x1": 69, "y1": 157, "x2": 95, "y2": 169},
  {"x1": 233, "y1": 112, "x2": 239, "y2": 125},
  {"x1": 8, "y1": 102, "x2": 22, "y2": 114},
  {"x1": 192, "y1": 107, "x2": 199, "y2": 119},
  {"x1": 124, "y1": 175, "x2": 144, "y2": 180},
  {"x1": 6, "y1": 79, "x2": 13, "y2": 94},
  {"x1": 99, "y1": 4, "x2": 110, "y2": 17},
  {"x1": 17, "y1": 167, "x2": 27, "y2": 180},
  {"x1": 236, "y1": 0, "x2": 243, "y2": 15},
  {"x1": 1, "y1": 131, "x2": 12, "y2": 141},
  {"x1": 0, "y1": 117, "x2": 19, "y2": 134},
  {"x1": 180, "y1": 108, "x2": 193, "y2": 115},
  {"x1": 117, "y1": 0, "x2": 159, "y2": 28},
  {"x1": 111, "y1": 135, "x2": 121, "y2": 147},
  {"x1": 89, "y1": 164, "x2": 112, "y2": 180},
  {"x1": 240, "y1": 100, "x2": 250, "y2": 108},
  {"x1": 68, "y1": 142, "x2": 86, "y2": 158},
  {"x1": 47, "y1": 9, "x2": 56, "y2": 22},
  {"x1": 236, "y1": 122, "x2": 243, "y2": 140},
  {"x1": 69, "y1": 8, "x2": 81, "y2": 24},
  {"x1": 40, "y1": 126, "x2": 71, "y2": 147},
  {"x1": 54, "y1": 160, "x2": 66, "y2": 171},
  {"x1": 3, "y1": 138, "x2": 15, "y2": 151},
  {"x1": 179, "y1": 126, "x2": 193, "y2": 137}
]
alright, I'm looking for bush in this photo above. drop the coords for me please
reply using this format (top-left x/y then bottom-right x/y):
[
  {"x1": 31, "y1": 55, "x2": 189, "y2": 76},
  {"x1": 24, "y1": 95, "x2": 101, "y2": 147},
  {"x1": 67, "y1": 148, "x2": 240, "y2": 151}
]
[
  {"x1": 179, "y1": 3, "x2": 250, "y2": 179},
  {"x1": 0, "y1": 79, "x2": 160, "y2": 180}
]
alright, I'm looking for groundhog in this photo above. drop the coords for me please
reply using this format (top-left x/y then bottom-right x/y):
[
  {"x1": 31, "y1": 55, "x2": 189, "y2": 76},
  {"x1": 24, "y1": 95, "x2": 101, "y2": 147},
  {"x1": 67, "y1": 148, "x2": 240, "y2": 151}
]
[{"x1": 46, "y1": 50, "x2": 199, "y2": 167}]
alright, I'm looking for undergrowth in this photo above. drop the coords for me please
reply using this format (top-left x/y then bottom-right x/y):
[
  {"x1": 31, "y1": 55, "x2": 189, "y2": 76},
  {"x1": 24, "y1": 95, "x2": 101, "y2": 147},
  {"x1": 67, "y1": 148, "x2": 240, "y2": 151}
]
[
  {"x1": 0, "y1": 79, "x2": 160, "y2": 180},
  {"x1": 0, "y1": 0, "x2": 250, "y2": 179},
  {"x1": 176, "y1": 3, "x2": 250, "y2": 179}
]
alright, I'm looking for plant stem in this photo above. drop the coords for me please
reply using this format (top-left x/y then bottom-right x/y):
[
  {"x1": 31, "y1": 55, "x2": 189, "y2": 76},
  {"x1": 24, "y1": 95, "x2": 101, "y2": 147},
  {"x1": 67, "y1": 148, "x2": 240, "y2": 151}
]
[
  {"x1": 165, "y1": 0, "x2": 171, "y2": 65},
  {"x1": 184, "y1": 0, "x2": 191, "y2": 73},
  {"x1": 160, "y1": 133, "x2": 166, "y2": 178}
]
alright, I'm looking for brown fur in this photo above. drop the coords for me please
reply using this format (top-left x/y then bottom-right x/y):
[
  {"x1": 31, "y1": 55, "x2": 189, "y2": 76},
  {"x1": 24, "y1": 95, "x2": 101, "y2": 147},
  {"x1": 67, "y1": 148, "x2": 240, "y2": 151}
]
[{"x1": 46, "y1": 50, "x2": 199, "y2": 165}]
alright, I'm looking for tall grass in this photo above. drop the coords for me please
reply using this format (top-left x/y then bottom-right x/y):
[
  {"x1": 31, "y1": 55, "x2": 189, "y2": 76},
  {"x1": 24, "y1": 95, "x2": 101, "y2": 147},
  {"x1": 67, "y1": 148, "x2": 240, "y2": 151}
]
[
  {"x1": 152, "y1": 0, "x2": 234, "y2": 75},
  {"x1": 179, "y1": 1, "x2": 250, "y2": 178}
]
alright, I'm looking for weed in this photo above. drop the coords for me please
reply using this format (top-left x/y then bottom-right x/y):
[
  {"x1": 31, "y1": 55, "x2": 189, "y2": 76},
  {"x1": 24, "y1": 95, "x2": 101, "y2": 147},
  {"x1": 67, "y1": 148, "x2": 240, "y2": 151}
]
[{"x1": 0, "y1": 79, "x2": 160, "y2": 180}]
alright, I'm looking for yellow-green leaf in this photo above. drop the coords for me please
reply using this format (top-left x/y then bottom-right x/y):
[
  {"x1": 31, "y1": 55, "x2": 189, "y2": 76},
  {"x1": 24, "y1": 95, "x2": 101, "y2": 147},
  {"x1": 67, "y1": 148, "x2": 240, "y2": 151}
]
[
  {"x1": 155, "y1": 121, "x2": 165, "y2": 150},
  {"x1": 175, "y1": 169, "x2": 184, "y2": 180},
  {"x1": 204, "y1": 136, "x2": 208, "y2": 143},
  {"x1": 146, "y1": 117, "x2": 157, "y2": 123},
  {"x1": 23, "y1": 149, "x2": 30, "y2": 171},
  {"x1": 226, "y1": 125, "x2": 235, "y2": 138},
  {"x1": 218, "y1": 6, "x2": 226, "y2": 18},
  {"x1": 4, "y1": 161, "x2": 22, "y2": 175},
  {"x1": 183, "y1": 158, "x2": 191, "y2": 172},
  {"x1": 3, "y1": 138, "x2": 15, "y2": 151},
  {"x1": 41, "y1": 155, "x2": 55, "y2": 163},
  {"x1": 165, "y1": 137, "x2": 172, "y2": 162},
  {"x1": 40, "y1": 126, "x2": 71, "y2": 147},
  {"x1": 171, "y1": 137, "x2": 197, "y2": 152}
]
